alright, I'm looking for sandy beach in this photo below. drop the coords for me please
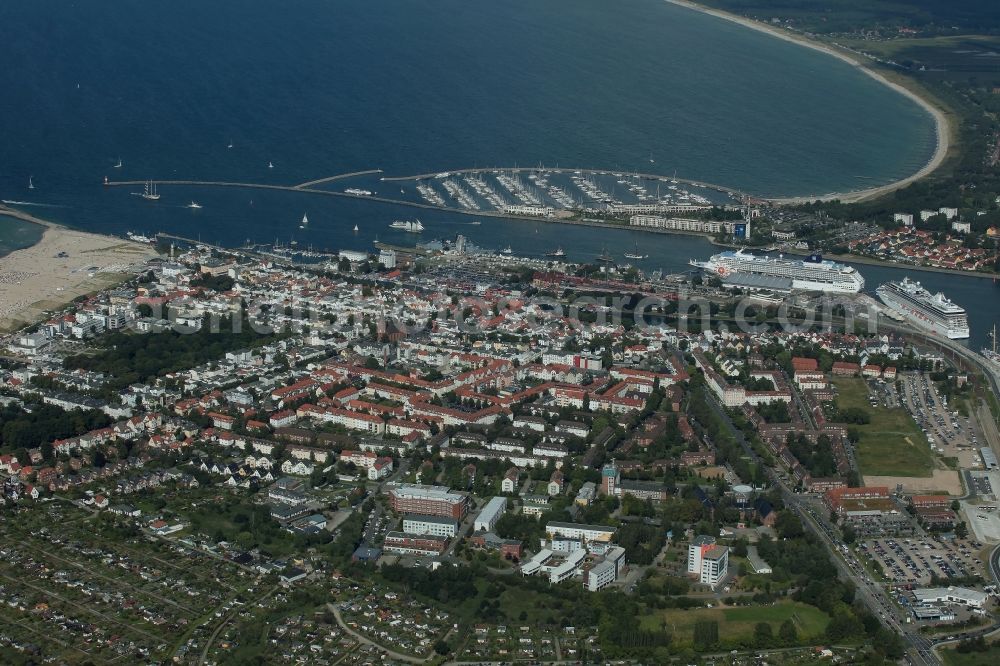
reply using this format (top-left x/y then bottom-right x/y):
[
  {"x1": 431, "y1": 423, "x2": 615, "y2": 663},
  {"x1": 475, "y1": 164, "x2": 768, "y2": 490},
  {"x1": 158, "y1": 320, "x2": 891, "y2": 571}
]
[
  {"x1": 666, "y1": 0, "x2": 951, "y2": 204},
  {"x1": 0, "y1": 209, "x2": 157, "y2": 333}
]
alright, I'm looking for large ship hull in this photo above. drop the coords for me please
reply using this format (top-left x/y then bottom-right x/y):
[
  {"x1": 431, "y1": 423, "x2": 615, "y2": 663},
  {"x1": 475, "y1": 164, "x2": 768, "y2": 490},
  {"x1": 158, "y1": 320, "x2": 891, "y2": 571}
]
[
  {"x1": 690, "y1": 250, "x2": 864, "y2": 294},
  {"x1": 876, "y1": 285, "x2": 969, "y2": 339}
]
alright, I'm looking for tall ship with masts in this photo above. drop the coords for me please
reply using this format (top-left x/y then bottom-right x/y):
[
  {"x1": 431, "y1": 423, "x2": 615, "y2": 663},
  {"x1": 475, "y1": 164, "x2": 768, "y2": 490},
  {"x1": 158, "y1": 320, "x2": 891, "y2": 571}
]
[
  {"x1": 141, "y1": 180, "x2": 160, "y2": 201},
  {"x1": 876, "y1": 277, "x2": 969, "y2": 339},
  {"x1": 983, "y1": 324, "x2": 1000, "y2": 367}
]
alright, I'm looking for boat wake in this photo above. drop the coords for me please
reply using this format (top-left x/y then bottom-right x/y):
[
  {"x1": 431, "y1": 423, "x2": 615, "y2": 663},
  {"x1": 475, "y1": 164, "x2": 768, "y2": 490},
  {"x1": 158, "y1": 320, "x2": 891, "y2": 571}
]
[{"x1": 1, "y1": 200, "x2": 67, "y2": 208}]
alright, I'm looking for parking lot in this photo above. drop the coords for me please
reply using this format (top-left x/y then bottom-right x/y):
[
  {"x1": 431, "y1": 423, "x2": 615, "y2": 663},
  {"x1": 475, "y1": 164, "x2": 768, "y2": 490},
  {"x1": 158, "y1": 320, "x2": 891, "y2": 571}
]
[
  {"x1": 900, "y1": 372, "x2": 981, "y2": 468},
  {"x1": 960, "y1": 498, "x2": 1000, "y2": 543},
  {"x1": 858, "y1": 536, "x2": 984, "y2": 586}
]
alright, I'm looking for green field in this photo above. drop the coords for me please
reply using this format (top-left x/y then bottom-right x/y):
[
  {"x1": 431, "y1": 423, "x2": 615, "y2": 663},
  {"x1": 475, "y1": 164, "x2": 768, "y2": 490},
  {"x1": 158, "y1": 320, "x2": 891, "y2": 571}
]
[
  {"x1": 834, "y1": 377, "x2": 935, "y2": 478},
  {"x1": 942, "y1": 643, "x2": 1000, "y2": 666},
  {"x1": 638, "y1": 601, "x2": 829, "y2": 646}
]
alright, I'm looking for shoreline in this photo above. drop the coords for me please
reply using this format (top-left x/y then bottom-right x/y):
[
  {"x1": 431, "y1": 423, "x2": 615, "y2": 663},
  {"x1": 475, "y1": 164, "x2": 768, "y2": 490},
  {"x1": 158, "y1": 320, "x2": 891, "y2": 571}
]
[
  {"x1": 665, "y1": 0, "x2": 951, "y2": 204},
  {"x1": 0, "y1": 204, "x2": 158, "y2": 334}
]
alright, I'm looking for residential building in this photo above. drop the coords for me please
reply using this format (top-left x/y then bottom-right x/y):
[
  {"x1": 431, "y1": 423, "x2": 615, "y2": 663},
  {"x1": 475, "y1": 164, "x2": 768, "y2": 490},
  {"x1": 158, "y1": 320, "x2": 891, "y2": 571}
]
[
  {"x1": 383, "y1": 532, "x2": 448, "y2": 557},
  {"x1": 474, "y1": 496, "x2": 507, "y2": 532}
]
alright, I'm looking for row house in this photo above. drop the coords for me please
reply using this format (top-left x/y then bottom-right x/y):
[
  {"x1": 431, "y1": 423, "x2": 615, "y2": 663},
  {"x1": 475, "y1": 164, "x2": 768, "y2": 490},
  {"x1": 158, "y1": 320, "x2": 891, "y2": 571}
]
[{"x1": 385, "y1": 418, "x2": 432, "y2": 439}]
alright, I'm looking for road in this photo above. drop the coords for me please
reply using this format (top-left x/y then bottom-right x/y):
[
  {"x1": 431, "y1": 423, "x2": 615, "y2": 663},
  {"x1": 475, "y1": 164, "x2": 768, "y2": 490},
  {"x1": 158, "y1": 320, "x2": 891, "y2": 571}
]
[
  {"x1": 198, "y1": 584, "x2": 279, "y2": 664},
  {"x1": 327, "y1": 603, "x2": 428, "y2": 664}
]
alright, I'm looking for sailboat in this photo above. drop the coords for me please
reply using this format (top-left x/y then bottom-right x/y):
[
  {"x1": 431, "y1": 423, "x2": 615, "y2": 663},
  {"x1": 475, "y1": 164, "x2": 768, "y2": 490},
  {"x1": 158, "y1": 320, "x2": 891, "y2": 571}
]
[
  {"x1": 227, "y1": 139, "x2": 233, "y2": 149},
  {"x1": 624, "y1": 242, "x2": 648, "y2": 260},
  {"x1": 597, "y1": 246, "x2": 615, "y2": 263},
  {"x1": 113, "y1": 157, "x2": 123, "y2": 168},
  {"x1": 299, "y1": 213, "x2": 308, "y2": 229},
  {"x1": 141, "y1": 180, "x2": 160, "y2": 201},
  {"x1": 649, "y1": 152, "x2": 655, "y2": 164},
  {"x1": 983, "y1": 324, "x2": 1000, "y2": 366},
  {"x1": 28, "y1": 176, "x2": 34, "y2": 190},
  {"x1": 268, "y1": 161, "x2": 274, "y2": 169},
  {"x1": 353, "y1": 224, "x2": 359, "y2": 232}
]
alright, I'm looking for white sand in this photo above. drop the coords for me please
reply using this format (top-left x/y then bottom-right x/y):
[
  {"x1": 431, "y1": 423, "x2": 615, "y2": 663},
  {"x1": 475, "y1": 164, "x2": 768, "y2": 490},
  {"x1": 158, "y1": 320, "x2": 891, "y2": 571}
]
[
  {"x1": 665, "y1": 0, "x2": 950, "y2": 204},
  {"x1": 0, "y1": 217, "x2": 156, "y2": 332}
]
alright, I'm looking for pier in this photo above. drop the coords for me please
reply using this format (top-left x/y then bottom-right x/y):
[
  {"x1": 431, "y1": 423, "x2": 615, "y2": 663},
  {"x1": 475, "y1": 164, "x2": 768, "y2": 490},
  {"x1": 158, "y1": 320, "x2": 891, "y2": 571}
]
[{"x1": 293, "y1": 169, "x2": 383, "y2": 189}]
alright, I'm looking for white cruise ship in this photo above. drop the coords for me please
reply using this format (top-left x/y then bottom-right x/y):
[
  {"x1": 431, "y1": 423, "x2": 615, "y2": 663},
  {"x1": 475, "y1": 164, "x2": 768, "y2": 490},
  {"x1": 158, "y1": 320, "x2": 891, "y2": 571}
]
[
  {"x1": 876, "y1": 278, "x2": 969, "y2": 339},
  {"x1": 689, "y1": 250, "x2": 865, "y2": 294}
]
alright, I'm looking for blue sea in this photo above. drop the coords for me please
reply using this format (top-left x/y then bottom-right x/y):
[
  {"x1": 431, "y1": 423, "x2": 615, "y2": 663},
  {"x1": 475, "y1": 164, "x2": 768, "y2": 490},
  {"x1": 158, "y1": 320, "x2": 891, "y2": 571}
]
[{"x1": 1, "y1": 0, "x2": 995, "y2": 346}]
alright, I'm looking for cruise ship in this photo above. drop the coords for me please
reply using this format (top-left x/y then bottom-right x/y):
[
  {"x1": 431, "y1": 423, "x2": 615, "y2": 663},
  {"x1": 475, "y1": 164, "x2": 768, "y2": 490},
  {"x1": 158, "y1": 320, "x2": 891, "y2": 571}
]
[
  {"x1": 876, "y1": 278, "x2": 969, "y2": 339},
  {"x1": 689, "y1": 250, "x2": 865, "y2": 294}
]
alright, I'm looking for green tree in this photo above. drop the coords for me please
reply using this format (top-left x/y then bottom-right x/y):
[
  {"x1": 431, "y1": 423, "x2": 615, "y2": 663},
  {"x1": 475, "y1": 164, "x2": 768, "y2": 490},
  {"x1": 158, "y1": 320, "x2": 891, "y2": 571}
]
[
  {"x1": 778, "y1": 619, "x2": 798, "y2": 645},
  {"x1": 754, "y1": 622, "x2": 774, "y2": 647},
  {"x1": 693, "y1": 620, "x2": 719, "y2": 651}
]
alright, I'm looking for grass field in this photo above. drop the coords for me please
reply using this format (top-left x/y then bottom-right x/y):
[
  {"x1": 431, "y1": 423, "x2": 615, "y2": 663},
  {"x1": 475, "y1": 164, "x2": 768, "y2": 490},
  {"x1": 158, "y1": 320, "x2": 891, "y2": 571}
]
[
  {"x1": 638, "y1": 601, "x2": 829, "y2": 646},
  {"x1": 834, "y1": 377, "x2": 935, "y2": 478},
  {"x1": 941, "y1": 643, "x2": 1000, "y2": 666}
]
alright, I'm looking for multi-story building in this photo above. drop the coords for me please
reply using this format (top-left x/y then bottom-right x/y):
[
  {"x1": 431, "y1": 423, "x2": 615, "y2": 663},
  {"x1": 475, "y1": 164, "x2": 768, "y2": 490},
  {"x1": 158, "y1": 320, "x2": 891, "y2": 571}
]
[
  {"x1": 402, "y1": 514, "x2": 459, "y2": 538},
  {"x1": 387, "y1": 483, "x2": 469, "y2": 520},
  {"x1": 584, "y1": 546, "x2": 627, "y2": 592},
  {"x1": 546, "y1": 521, "x2": 616, "y2": 545},
  {"x1": 383, "y1": 532, "x2": 448, "y2": 557},
  {"x1": 474, "y1": 496, "x2": 507, "y2": 533},
  {"x1": 687, "y1": 535, "x2": 716, "y2": 575},
  {"x1": 699, "y1": 545, "x2": 729, "y2": 588}
]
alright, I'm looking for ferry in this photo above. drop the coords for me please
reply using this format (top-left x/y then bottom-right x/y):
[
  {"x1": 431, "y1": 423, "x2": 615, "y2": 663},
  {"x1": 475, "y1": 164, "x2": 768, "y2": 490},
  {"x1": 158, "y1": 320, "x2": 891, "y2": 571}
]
[
  {"x1": 126, "y1": 232, "x2": 156, "y2": 244},
  {"x1": 876, "y1": 278, "x2": 969, "y2": 339},
  {"x1": 345, "y1": 188, "x2": 373, "y2": 196},
  {"x1": 389, "y1": 219, "x2": 424, "y2": 233},
  {"x1": 502, "y1": 245, "x2": 512, "y2": 255},
  {"x1": 690, "y1": 249, "x2": 864, "y2": 294}
]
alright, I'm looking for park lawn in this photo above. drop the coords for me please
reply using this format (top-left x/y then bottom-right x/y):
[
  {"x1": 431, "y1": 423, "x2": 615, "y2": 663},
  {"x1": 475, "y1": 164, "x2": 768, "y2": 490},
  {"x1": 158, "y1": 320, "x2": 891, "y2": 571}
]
[
  {"x1": 638, "y1": 601, "x2": 829, "y2": 647},
  {"x1": 941, "y1": 644, "x2": 1000, "y2": 666},
  {"x1": 833, "y1": 377, "x2": 934, "y2": 478}
]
